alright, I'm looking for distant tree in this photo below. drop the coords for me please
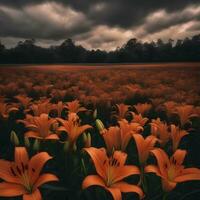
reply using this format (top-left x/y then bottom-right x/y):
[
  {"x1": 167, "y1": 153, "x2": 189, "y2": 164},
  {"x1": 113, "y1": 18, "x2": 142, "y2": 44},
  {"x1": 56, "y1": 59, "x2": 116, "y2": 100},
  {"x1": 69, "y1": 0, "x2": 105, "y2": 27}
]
[
  {"x1": 0, "y1": 41, "x2": 5, "y2": 52},
  {"x1": 0, "y1": 34, "x2": 200, "y2": 64},
  {"x1": 0, "y1": 41, "x2": 6, "y2": 63}
]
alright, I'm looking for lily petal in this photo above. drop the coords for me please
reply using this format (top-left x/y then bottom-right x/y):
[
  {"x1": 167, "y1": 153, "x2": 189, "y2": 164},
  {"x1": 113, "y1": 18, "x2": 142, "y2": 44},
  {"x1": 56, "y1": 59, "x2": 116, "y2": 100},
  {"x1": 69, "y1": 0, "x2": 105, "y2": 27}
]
[
  {"x1": 45, "y1": 134, "x2": 59, "y2": 140},
  {"x1": 112, "y1": 181, "x2": 144, "y2": 199},
  {"x1": 132, "y1": 134, "x2": 144, "y2": 163},
  {"x1": 82, "y1": 175, "x2": 105, "y2": 189},
  {"x1": 84, "y1": 147, "x2": 107, "y2": 180},
  {"x1": 107, "y1": 187, "x2": 122, "y2": 200},
  {"x1": 162, "y1": 179, "x2": 177, "y2": 192},
  {"x1": 181, "y1": 168, "x2": 200, "y2": 174},
  {"x1": 0, "y1": 160, "x2": 20, "y2": 183},
  {"x1": 112, "y1": 151, "x2": 127, "y2": 166},
  {"x1": 145, "y1": 165, "x2": 161, "y2": 177},
  {"x1": 171, "y1": 149, "x2": 186, "y2": 165},
  {"x1": 113, "y1": 166, "x2": 140, "y2": 183},
  {"x1": 28, "y1": 152, "x2": 52, "y2": 184},
  {"x1": 150, "y1": 148, "x2": 169, "y2": 176},
  {"x1": 0, "y1": 182, "x2": 26, "y2": 197},
  {"x1": 23, "y1": 188, "x2": 42, "y2": 200},
  {"x1": 15, "y1": 147, "x2": 29, "y2": 170},
  {"x1": 34, "y1": 173, "x2": 59, "y2": 189},
  {"x1": 174, "y1": 174, "x2": 200, "y2": 182}
]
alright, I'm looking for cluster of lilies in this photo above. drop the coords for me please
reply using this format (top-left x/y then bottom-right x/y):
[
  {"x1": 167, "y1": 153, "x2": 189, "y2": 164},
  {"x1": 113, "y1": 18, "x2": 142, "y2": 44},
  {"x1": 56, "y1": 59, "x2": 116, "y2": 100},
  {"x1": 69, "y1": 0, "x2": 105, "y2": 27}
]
[{"x1": 0, "y1": 95, "x2": 200, "y2": 200}]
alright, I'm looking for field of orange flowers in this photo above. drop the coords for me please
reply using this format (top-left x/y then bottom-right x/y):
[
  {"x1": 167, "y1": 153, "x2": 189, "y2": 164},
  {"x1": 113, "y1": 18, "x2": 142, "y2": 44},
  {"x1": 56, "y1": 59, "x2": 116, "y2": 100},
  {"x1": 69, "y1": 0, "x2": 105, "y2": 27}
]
[{"x1": 0, "y1": 65, "x2": 200, "y2": 200}]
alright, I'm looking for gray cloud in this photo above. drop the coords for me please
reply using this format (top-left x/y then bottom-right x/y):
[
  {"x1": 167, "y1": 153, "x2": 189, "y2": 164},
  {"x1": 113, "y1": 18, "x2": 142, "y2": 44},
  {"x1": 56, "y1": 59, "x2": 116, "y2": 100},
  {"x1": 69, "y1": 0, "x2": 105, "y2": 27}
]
[{"x1": 0, "y1": 0, "x2": 199, "y2": 50}]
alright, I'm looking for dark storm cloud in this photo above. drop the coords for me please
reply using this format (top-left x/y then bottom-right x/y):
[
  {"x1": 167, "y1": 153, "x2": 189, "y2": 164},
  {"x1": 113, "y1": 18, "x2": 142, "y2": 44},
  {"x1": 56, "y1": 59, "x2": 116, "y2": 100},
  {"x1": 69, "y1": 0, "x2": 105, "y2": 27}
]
[
  {"x1": 0, "y1": 3, "x2": 92, "y2": 40},
  {"x1": 0, "y1": 0, "x2": 200, "y2": 50},
  {"x1": 1, "y1": 0, "x2": 199, "y2": 27}
]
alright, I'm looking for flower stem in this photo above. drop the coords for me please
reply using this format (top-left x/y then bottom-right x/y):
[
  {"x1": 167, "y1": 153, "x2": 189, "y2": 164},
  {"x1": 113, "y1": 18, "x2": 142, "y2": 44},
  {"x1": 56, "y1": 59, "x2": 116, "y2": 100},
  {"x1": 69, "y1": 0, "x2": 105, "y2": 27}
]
[
  {"x1": 162, "y1": 192, "x2": 168, "y2": 200},
  {"x1": 139, "y1": 165, "x2": 148, "y2": 194}
]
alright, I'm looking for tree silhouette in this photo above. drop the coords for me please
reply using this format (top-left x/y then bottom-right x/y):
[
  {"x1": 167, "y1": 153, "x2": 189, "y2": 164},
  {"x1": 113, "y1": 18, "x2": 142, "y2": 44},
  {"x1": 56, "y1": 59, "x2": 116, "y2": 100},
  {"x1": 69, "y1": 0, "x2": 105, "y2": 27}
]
[{"x1": 0, "y1": 34, "x2": 199, "y2": 64}]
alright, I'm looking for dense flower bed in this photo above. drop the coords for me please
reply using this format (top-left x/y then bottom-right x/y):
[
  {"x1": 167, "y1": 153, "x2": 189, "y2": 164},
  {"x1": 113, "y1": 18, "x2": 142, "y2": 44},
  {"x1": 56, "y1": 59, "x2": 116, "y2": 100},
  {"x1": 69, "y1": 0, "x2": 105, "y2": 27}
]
[{"x1": 0, "y1": 66, "x2": 200, "y2": 200}]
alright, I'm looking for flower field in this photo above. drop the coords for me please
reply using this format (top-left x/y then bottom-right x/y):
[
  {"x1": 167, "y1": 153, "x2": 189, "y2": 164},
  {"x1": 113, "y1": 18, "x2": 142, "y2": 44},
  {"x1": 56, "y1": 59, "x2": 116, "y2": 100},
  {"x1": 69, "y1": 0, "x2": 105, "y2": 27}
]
[{"x1": 0, "y1": 64, "x2": 200, "y2": 200}]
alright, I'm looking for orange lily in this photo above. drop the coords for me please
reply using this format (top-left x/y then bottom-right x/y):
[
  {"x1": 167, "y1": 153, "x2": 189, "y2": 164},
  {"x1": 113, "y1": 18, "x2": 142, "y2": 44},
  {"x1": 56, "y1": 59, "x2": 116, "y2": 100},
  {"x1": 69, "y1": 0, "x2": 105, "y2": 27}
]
[
  {"x1": 15, "y1": 95, "x2": 32, "y2": 111},
  {"x1": 57, "y1": 116, "x2": 92, "y2": 148},
  {"x1": 134, "y1": 103, "x2": 152, "y2": 116},
  {"x1": 30, "y1": 99, "x2": 52, "y2": 116},
  {"x1": 50, "y1": 89, "x2": 66, "y2": 100},
  {"x1": 170, "y1": 125, "x2": 188, "y2": 152},
  {"x1": 145, "y1": 148, "x2": 200, "y2": 192},
  {"x1": 163, "y1": 101, "x2": 177, "y2": 118},
  {"x1": 118, "y1": 119, "x2": 143, "y2": 151},
  {"x1": 0, "y1": 147, "x2": 58, "y2": 200},
  {"x1": 150, "y1": 118, "x2": 170, "y2": 147},
  {"x1": 21, "y1": 114, "x2": 59, "y2": 140},
  {"x1": 132, "y1": 134, "x2": 158, "y2": 165},
  {"x1": 65, "y1": 100, "x2": 86, "y2": 114},
  {"x1": 51, "y1": 101, "x2": 66, "y2": 117},
  {"x1": 0, "y1": 102, "x2": 18, "y2": 119},
  {"x1": 101, "y1": 126, "x2": 122, "y2": 154},
  {"x1": 82, "y1": 147, "x2": 144, "y2": 200},
  {"x1": 101, "y1": 120, "x2": 143, "y2": 154},
  {"x1": 174, "y1": 105, "x2": 195, "y2": 126},
  {"x1": 113, "y1": 104, "x2": 130, "y2": 120},
  {"x1": 130, "y1": 112, "x2": 148, "y2": 127}
]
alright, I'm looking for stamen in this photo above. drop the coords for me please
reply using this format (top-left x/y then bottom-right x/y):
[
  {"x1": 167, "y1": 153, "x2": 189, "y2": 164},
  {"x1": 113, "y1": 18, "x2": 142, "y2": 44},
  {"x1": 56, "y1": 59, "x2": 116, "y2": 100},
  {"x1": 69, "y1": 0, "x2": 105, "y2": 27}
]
[
  {"x1": 10, "y1": 167, "x2": 17, "y2": 176},
  {"x1": 111, "y1": 159, "x2": 115, "y2": 166},
  {"x1": 16, "y1": 166, "x2": 22, "y2": 175},
  {"x1": 21, "y1": 162, "x2": 25, "y2": 173}
]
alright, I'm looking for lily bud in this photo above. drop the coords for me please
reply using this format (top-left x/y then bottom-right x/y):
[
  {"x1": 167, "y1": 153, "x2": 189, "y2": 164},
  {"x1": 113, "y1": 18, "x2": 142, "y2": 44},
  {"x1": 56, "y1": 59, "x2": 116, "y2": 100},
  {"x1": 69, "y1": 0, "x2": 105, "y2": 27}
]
[
  {"x1": 83, "y1": 132, "x2": 87, "y2": 143},
  {"x1": 24, "y1": 137, "x2": 30, "y2": 148},
  {"x1": 95, "y1": 119, "x2": 105, "y2": 132},
  {"x1": 81, "y1": 158, "x2": 87, "y2": 176},
  {"x1": 84, "y1": 133, "x2": 91, "y2": 148},
  {"x1": 93, "y1": 109, "x2": 97, "y2": 119},
  {"x1": 10, "y1": 131, "x2": 19, "y2": 146},
  {"x1": 33, "y1": 139, "x2": 40, "y2": 152}
]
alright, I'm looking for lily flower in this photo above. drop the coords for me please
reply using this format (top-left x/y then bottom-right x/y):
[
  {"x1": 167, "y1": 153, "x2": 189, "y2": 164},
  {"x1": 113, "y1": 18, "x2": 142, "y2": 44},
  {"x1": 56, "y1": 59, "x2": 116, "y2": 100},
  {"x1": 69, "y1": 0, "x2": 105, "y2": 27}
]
[
  {"x1": 134, "y1": 103, "x2": 152, "y2": 116},
  {"x1": 15, "y1": 95, "x2": 32, "y2": 112},
  {"x1": 119, "y1": 119, "x2": 143, "y2": 150},
  {"x1": 145, "y1": 148, "x2": 200, "y2": 192},
  {"x1": 51, "y1": 101, "x2": 66, "y2": 117},
  {"x1": 130, "y1": 112, "x2": 148, "y2": 127},
  {"x1": 30, "y1": 99, "x2": 52, "y2": 116},
  {"x1": 132, "y1": 134, "x2": 158, "y2": 165},
  {"x1": 57, "y1": 116, "x2": 92, "y2": 149},
  {"x1": 163, "y1": 101, "x2": 177, "y2": 118},
  {"x1": 101, "y1": 126, "x2": 121, "y2": 154},
  {"x1": 65, "y1": 100, "x2": 86, "y2": 114},
  {"x1": 82, "y1": 147, "x2": 144, "y2": 200},
  {"x1": 0, "y1": 147, "x2": 58, "y2": 199},
  {"x1": 21, "y1": 114, "x2": 59, "y2": 140},
  {"x1": 174, "y1": 105, "x2": 195, "y2": 126},
  {"x1": 170, "y1": 125, "x2": 188, "y2": 152},
  {"x1": 150, "y1": 118, "x2": 170, "y2": 147},
  {"x1": 0, "y1": 102, "x2": 18, "y2": 120},
  {"x1": 101, "y1": 120, "x2": 143, "y2": 154},
  {"x1": 112, "y1": 104, "x2": 130, "y2": 120}
]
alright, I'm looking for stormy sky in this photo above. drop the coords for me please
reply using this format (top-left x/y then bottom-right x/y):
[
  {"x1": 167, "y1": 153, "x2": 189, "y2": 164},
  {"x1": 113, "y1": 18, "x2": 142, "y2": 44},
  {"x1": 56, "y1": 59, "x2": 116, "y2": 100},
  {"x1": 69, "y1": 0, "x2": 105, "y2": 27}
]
[{"x1": 0, "y1": 0, "x2": 200, "y2": 50}]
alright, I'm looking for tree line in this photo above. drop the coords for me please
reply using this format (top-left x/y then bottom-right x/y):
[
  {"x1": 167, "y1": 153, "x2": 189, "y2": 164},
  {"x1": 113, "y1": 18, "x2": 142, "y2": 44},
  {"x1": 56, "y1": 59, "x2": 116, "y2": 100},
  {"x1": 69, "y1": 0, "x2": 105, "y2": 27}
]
[{"x1": 0, "y1": 34, "x2": 200, "y2": 63}]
